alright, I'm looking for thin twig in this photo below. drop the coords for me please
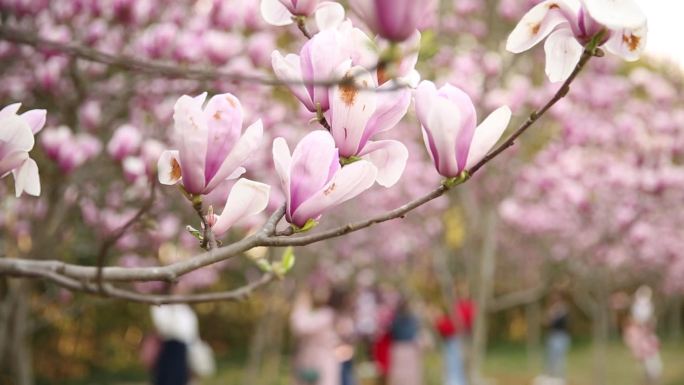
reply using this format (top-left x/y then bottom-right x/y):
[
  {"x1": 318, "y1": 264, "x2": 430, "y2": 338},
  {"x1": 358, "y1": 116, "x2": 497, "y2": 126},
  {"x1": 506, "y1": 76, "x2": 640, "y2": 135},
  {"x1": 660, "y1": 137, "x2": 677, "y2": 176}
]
[{"x1": 95, "y1": 182, "x2": 156, "y2": 290}]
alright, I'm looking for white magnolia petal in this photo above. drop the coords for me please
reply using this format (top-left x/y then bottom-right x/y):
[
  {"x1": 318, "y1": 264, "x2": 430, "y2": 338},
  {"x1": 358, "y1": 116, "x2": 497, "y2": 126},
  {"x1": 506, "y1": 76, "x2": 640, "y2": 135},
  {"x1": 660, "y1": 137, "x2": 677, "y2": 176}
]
[
  {"x1": 582, "y1": 0, "x2": 646, "y2": 29},
  {"x1": 425, "y1": 96, "x2": 463, "y2": 176},
  {"x1": 315, "y1": 1, "x2": 345, "y2": 31},
  {"x1": 272, "y1": 137, "x2": 292, "y2": 212},
  {"x1": 157, "y1": 150, "x2": 181, "y2": 185},
  {"x1": 465, "y1": 106, "x2": 512, "y2": 170},
  {"x1": 260, "y1": 0, "x2": 294, "y2": 26},
  {"x1": 330, "y1": 66, "x2": 377, "y2": 157},
  {"x1": 506, "y1": 0, "x2": 571, "y2": 53},
  {"x1": 604, "y1": 24, "x2": 647, "y2": 62},
  {"x1": 13, "y1": 158, "x2": 40, "y2": 197},
  {"x1": 544, "y1": 28, "x2": 583, "y2": 83},
  {"x1": 212, "y1": 178, "x2": 271, "y2": 237},
  {"x1": 0, "y1": 115, "x2": 34, "y2": 152},
  {"x1": 360, "y1": 140, "x2": 409, "y2": 188},
  {"x1": 226, "y1": 166, "x2": 246, "y2": 180},
  {"x1": 271, "y1": 51, "x2": 314, "y2": 111},
  {"x1": 174, "y1": 94, "x2": 208, "y2": 194},
  {"x1": 0, "y1": 103, "x2": 21, "y2": 119}
]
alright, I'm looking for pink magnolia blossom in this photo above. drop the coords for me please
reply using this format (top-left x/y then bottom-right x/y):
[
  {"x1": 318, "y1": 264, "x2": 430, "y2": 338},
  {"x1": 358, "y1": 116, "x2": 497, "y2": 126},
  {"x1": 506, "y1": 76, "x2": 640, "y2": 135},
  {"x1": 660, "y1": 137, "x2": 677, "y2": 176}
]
[
  {"x1": 415, "y1": 81, "x2": 512, "y2": 178},
  {"x1": 326, "y1": 65, "x2": 410, "y2": 187},
  {"x1": 349, "y1": 0, "x2": 424, "y2": 42},
  {"x1": 0, "y1": 103, "x2": 46, "y2": 197},
  {"x1": 41, "y1": 126, "x2": 102, "y2": 173},
  {"x1": 205, "y1": 178, "x2": 270, "y2": 237},
  {"x1": 157, "y1": 93, "x2": 262, "y2": 196},
  {"x1": 260, "y1": 0, "x2": 319, "y2": 26},
  {"x1": 273, "y1": 130, "x2": 377, "y2": 227},
  {"x1": 271, "y1": 21, "x2": 375, "y2": 112},
  {"x1": 507, "y1": 0, "x2": 647, "y2": 82},
  {"x1": 107, "y1": 124, "x2": 142, "y2": 161}
]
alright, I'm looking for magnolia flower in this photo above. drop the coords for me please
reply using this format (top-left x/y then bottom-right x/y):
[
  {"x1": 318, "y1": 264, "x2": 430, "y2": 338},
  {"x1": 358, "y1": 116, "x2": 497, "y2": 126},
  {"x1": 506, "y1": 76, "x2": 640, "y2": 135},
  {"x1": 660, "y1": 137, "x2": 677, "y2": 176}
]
[
  {"x1": 0, "y1": 103, "x2": 46, "y2": 197},
  {"x1": 158, "y1": 93, "x2": 262, "y2": 196},
  {"x1": 205, "y1": 178, "x2": 270, "y2": 237},
  {"x1": 506, "y1": 0, "x2": 647, "y2": 82},
  {"x1": 42, "y1": 126, "x2": 102, "y2": 173},
  {"x1": 327, "y1": 65, "x2": 410, "y2": 187},
  {"x1": 271, "y1": 19, "x2": 375, "y2": 113},
  {"x1": 415, "y1": 81, "x2": 512, "y2": 178},
  {"x1": 349, "y1": 0, "x2": 423, "y2": 42},
  {"x1": 260, "y1": 0, "x2": 319, "y2": 26},
  {"x1": 273, "y1": 131, "x2": 377, "y2": 227},
  {"x1": 107, "y1": 124, "x2": 142, "y2": 161}
]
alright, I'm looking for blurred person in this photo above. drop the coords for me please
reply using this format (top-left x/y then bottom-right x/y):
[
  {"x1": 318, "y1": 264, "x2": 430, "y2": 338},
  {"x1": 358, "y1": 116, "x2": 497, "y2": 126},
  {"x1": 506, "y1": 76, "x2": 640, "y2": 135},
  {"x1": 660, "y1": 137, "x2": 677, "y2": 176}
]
[
  {"x1": 149, "y1": 304, "x2": 216, "y2": 385},
  {"x1": 435, "y1": 289, "x2": 475, "y2": 385},
  {"x1": 388, "y1": 295, "x2": 422, "y2": 385},
  {"x1": 542, "y1": 292, "x2": 570, "y2": 383},
  {"x1": 291, "y1": 289, "x2": 341, "y2": 385},
  {"x1": 332, "y1": 287, "x2": 357, "y2": 385},
  {"x1": 624, "y1": 286, "x2": 662, "y2": 385}
]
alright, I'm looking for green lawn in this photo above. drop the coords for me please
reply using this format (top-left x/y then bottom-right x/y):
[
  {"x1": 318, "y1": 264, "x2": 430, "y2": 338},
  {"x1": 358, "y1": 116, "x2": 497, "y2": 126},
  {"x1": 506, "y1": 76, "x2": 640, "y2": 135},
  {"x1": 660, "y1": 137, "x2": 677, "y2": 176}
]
[{"x1": 205, "y1": 340, "x2": 684, "y2": 385}]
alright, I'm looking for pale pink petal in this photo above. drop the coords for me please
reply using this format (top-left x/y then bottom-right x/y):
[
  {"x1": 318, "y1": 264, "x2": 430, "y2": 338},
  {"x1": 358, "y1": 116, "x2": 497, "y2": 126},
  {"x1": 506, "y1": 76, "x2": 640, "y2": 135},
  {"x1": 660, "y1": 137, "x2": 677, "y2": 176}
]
[
  {"x1": 465, "y1": 106, "x2": 512, "y2": 170},
  {"x1": 363, "y1": 83, "x2": 411, "y2": 139},
  {"x1": 425, "y1": 96, "x2": 463, "y2": 177},
  {"x1": 0, "y1": 115, "x2": 34, "y2": 152},
  {"x1": 359, "y1": 139, "x2": 408, "y2": 188},
  {"x1": 226, "y1": 167, "x2": 246, "y2": 180},
  {"x1": 544, "y1": 28, "x2": 584, "y2": 83},
  {"x1": 0, "y1": 150, "x2": 29, "y2": 176},
  {"x1": 273, "y1": 137, "x2": 293, "y2": 216},
  {"x1": 581, "y1": 0, "x2": 646, "y2": 29},
  {"x1": 603, "y1": 24, "x2": 647, "y2": 62},
  {"x1": 212, "y1": 178, "x2": 271, "y2": 237},
  {"x1": 329, "y1": 66, "x2": 377, "y2": 157},
  {"x1": 289, "y1": 130, "x2": 339, "y2": 212},
  {"x1": 205, "y1": 119, "x2": 263, "y2": 192},
  {"x1": 20, "y1": 109, "x2": 47, "y2": 134},
  {"x1": 0, "y1": 103, "x2": 21, "y2": 119},
  {"x1": 174, "y1": 94, "x2": 208, "y2": 195},
  {"x1": 271, "y1": 51, "x2": 314, "y2": 111},
  {"x1": 315, "y1": 1, "x2": 345, "y2": 31},
  {"x1": 13, "y1": 158, "x2": 40, "y2": 197},
  {"x1": 202, "y1": 93, "x2": 244, "y2": 184},
  {"x1": 157, "y1": 150, "x2": 182, "y2": 185},
  {"x1": 291, "y1": 159, "x2": 377, "y2": 227},
  {"x1": 506, "y1": 0, "x2": 573, "y2": 54},
  {"x1": 260, "y1": 0, "x2": 294, "y2": 26}
]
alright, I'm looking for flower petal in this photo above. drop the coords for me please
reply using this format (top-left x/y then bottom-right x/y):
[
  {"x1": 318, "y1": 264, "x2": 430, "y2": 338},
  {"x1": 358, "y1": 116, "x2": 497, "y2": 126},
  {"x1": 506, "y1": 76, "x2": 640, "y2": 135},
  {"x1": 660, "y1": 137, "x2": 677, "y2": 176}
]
[
  {"x1": 465, "y1": 106, "x2": 512, "y2": 170},
  {"x1": 506, "y1": 0, "x2": 574, "y2": 54},
  {"x1": 288, "y1": 130, "x2": 339, "y2": 213},
  {"x1": 202, "y1": 93, "x2": 244, "y2": 184},
  {"x1": 13, "y1": 158, "x2": 40, "y2": 197},
  {"x1": 20, "y1": 109, "x2": 47, "y2": 134},
  {"x1": 174, "y1": 94, "x2": 208, "y2": 195},
  {"x1": 260, "y1": 0, "x2": 293, "y2": 26},
  {"x1": 362, "y1": 83, "x2": 411, "y2": 144},
  {"x1": 359, "y1": 139, "x2": 408, "y2": 188},
  {"x1": 273, "y1": 137, "x2": 293, "y2": 217},
  {"x1": 603, "y1": 24, "x2": 647, "y2": 62},
  {"x1": 0, "y1": 103, "x2": 21, "y2": 119},
  {"x1": 212, "y1": 178, "x2": 271, "y2": 237},
  {"x1": 157, "y1": 150, "x2": 182, "y2": 185},
  {"x1": 315, "y1": 1, "x2": 345, "y2": 31},
  {"x1": 581, "y1": 0, "x2": 646, "y2": 30},
  {"x1": 271, "y1": 51, "x2": 313, "y2": 111},
  {"x1": 0, "y1": 115, "x2": 34, "y2": 152},
  {"x1": 329, "y1": 66, "x2": 377, "y2": 157},
  {"x1": 205, "y1": 119, "x2": 263, "y2": 192},
  {"x1": 424, "y1": 96, "x2": 463, "y2": 176},
  {"x1": 291, "y1": 159, "x2": 377, "y2": 227},
  {"x1": 544, "y1": 28, "x2": 584, "y2": 83}
]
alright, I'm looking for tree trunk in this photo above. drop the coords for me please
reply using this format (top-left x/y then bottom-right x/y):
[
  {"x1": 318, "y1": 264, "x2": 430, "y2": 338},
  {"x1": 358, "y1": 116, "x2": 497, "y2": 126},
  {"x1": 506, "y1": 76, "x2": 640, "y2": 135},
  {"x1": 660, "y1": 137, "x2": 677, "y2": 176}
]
[
  {"x1": 469, "y1": 209, "x2": 498, "y2": 385},
  {"x1": 592, "y1": 287, "x2": 609, "y2": 385},
  {"x1": 10, "y1": 281, "x2": 34, "y2": 385}
]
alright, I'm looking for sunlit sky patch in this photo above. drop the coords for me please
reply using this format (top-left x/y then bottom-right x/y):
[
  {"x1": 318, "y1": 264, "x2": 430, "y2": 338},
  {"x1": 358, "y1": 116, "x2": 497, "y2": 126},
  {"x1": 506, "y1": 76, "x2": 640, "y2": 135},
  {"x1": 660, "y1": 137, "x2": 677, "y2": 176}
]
[{"x1": 636, "y1": 0, "x2": 684, "y2": 67}]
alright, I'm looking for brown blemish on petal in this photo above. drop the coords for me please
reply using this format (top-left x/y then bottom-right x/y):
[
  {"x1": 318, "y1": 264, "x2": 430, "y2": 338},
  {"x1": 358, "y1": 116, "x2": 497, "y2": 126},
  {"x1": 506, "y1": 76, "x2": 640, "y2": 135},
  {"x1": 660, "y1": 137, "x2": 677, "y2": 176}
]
[
  {"x1": 213, "y1": 111, "x2": 222, "y2": 120},
  {"x1": 323, "y1": 183, "x2": 336, "y2": 196},
  {"x1": 226, "y1": 96, "x2": 237, "y2": 108},
  {"x1": 548, "y1": 3, "x2": 559, "y2": 10},
  {"x1": 339, "y1": 83, "x2": 358, "y2": 106},
  {"x1": 170, "y1": 158, "x2": 182, "y2": 181},
  {"x1": 531, "y1": 23, "x2": 541, "y2": 35},
  {"x1": 623, "y1": 33, "x2": 640, "y2": 52}
]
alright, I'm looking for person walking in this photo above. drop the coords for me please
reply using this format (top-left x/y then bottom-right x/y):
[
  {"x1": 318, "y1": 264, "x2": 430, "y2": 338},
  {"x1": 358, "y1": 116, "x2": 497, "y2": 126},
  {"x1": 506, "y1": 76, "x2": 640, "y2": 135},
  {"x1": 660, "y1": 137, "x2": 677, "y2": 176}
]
[{"x1": 388, "y1": 296, "x2": 422, "y2": 385}]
